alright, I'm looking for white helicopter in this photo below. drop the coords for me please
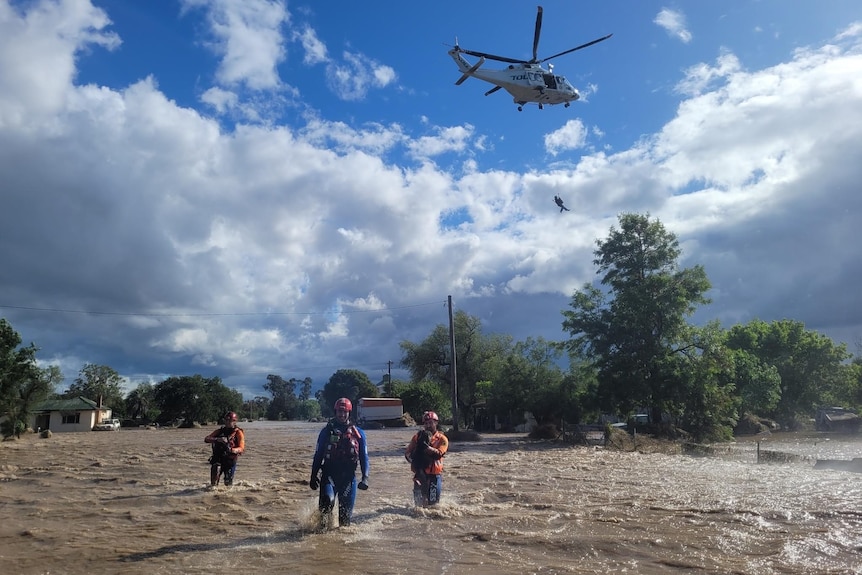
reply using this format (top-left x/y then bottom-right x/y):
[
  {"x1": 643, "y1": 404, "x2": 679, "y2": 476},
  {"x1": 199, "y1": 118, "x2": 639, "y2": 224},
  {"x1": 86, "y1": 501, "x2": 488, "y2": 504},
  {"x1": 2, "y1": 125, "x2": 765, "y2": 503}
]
[{"x1": 448, "y1": 6, "x2": 612, "y2": 111}]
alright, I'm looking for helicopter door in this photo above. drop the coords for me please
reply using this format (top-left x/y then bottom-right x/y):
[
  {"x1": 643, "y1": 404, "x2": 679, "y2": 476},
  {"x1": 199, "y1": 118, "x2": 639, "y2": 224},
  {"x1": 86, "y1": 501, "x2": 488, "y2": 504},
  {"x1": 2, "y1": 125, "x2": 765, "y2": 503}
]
[{"x1": 543, "y1": 74, "x2": 557, "y2": 90}]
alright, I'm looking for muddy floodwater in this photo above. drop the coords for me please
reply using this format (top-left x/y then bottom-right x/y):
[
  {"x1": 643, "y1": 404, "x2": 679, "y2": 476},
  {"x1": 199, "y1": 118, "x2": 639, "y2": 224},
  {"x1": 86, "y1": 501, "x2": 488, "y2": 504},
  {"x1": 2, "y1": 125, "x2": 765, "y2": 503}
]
[{"x1": 1, "y1": 421, "x2": 861, "y2": 574}]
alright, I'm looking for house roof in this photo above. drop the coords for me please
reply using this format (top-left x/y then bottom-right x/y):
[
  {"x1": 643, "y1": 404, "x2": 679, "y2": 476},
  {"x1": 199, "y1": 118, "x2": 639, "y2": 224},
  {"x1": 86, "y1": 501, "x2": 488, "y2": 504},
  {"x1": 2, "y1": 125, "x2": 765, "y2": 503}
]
[{"x1": 33, "y1": 396, "x2": 103, "y2": 412}]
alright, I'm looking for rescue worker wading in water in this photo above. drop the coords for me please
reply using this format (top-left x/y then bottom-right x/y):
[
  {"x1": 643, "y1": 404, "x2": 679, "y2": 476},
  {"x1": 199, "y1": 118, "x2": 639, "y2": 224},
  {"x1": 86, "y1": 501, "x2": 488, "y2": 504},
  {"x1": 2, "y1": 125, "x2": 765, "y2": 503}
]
[
  {"x1": 204, "y1": 411, "x2": 245, "y2": 487},
  {"x1": 309, "y1": 398, "x2": 370, "y2": 528},
  {"x1": 405, "y1": 410, "x2": 448, "y2": 506}
]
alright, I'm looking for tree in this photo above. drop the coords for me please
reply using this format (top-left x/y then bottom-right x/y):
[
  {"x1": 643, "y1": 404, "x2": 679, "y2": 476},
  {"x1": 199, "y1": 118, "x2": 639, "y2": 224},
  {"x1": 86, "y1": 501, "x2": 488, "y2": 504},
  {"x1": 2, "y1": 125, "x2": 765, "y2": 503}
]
[
  {"x1": 727, "y1": 319, "x2": 854, "y2": 426},
  {"x1": 298, "y1": 377, "x2": 313, "y2": 402},
  {"x1": 320, "y1": 369, "x2": 378, "y2": 417},
  {"x1": 561, "y1": 213, "x2": 712, "y2": 428},
  {"x1": 731, "y1": 349, "x2": 781, "y2": 416},
  {"x1": 65, "y1": 364, "x2": 126, "y2": 418},
  {"x1": 152, "y1": 374, "x2": 240, "y2": 425},
  {"x1": 673, "y1": 322, "x2": 740, "y2": 441},
  {"x1": 0, "y1": 319, "x2": 59, "y2": 438},
  {"x1": 392, "y1": 380, "x2": 449, "y2": 423},
  {"x1": 124, "y1": 382, "x2": 156, "y2": 422},
  {"x1": 400, "y1": 310, "x2": 512, "y2": 428},
  {"x1": 264, "y1": 375, "x2": 298, "y2": 420}
]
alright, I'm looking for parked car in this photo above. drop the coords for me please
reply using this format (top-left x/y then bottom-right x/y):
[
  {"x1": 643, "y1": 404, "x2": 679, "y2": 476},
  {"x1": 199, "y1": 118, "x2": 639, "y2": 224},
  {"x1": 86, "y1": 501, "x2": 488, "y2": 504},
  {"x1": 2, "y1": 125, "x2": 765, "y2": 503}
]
[{"x1": 93, "y1": 418, "x2": 121, "y2": 431}]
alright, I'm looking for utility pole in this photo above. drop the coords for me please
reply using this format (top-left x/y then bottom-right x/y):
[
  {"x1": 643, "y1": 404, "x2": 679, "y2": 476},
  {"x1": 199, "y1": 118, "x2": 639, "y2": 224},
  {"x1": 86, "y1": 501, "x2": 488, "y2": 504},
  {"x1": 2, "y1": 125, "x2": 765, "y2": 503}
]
[
  {"x1": 386, "y1": 360, "x2": 393, "y2": 396},
  {"x1": 448, "y1": 295, "x2": 459, "y2": 431}
]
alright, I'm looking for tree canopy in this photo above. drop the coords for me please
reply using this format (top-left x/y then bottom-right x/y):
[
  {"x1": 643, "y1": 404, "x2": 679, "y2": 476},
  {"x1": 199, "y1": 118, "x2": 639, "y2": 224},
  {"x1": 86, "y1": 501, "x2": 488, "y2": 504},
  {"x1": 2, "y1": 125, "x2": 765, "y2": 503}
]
[{"x1": 562, "y1": 213, "x2": 713, "y2": 431}]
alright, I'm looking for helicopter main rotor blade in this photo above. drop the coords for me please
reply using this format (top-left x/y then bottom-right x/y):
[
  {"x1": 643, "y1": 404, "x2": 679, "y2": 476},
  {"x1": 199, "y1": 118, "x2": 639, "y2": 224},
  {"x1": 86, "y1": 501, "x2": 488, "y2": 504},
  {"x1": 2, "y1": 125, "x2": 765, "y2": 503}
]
[
  {"x1": 532, "y1": 6, "x2": 544, "y2": 63},
  {"x1": 461, "y1": 48, "x2": 527, "y2": 65},
  {"x1": 539, "y1": 33, "x2": 613, "y2": 64},
  {"x1": 484, "y1": 85, "x2": 503, "y2": 96}
]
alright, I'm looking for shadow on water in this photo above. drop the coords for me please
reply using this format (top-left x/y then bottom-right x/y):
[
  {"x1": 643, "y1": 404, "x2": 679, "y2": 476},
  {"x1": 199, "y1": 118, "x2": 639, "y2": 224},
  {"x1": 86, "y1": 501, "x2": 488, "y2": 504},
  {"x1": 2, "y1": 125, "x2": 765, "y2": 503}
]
[{"x1": 120, "y1": 526, "x2": 307, "y2": 562}]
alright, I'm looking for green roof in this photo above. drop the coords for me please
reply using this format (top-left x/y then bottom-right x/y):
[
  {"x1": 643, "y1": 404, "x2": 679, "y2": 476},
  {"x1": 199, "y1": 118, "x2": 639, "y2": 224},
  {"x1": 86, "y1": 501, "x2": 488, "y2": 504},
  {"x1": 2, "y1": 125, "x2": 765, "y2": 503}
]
[{"x1": 33, "y1": 396, "x2": 104, "y2": 412}]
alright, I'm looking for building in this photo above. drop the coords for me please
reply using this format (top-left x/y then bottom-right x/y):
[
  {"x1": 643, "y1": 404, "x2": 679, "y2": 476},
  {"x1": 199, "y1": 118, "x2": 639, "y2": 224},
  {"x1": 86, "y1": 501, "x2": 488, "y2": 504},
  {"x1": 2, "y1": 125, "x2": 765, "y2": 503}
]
[
  {"x1": 815, "y1": 407, "x2": 861, "y2": 433},
  {"x1": 30, "y1": 396, "x2": 115, "y2": 433}
]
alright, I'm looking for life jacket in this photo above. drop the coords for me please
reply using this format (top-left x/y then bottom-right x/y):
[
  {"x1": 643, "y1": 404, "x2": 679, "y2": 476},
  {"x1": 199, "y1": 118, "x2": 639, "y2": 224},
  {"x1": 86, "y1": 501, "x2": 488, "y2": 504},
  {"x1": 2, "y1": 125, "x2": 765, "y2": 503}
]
[{"x1": 323, "y1": 421, "x2": 361, "y2": 466}]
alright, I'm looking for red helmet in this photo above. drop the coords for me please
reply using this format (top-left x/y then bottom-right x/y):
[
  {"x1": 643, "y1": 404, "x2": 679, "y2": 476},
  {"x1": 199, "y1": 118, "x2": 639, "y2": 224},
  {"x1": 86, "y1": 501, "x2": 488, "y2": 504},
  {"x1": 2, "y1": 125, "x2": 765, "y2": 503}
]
[
  {"x1": 334, "y1": 398, "x2": 352, "y2": 413},
  {"x1": 422, "y1": 411, "x2": 439, "y2": 423},
  {"x1": 225, "y1": 411, "x2": 238, "y2": 422}
]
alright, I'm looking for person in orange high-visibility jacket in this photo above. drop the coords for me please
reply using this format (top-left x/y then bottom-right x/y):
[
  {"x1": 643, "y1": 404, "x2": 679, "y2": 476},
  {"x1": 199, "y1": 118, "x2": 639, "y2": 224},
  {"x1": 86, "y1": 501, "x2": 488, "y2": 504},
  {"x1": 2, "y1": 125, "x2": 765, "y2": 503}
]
[
  {"x1": 205, "y1": 411, "x2": 245, "y2": 487},
  {"x1": 405, "y1": 411, "x2": 448, "y2": 506}
]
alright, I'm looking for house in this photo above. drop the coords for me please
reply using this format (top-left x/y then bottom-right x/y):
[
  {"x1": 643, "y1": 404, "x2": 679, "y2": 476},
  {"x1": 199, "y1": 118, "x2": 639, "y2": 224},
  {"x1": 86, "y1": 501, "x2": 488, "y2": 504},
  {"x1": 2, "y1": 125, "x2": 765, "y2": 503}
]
[{"x1": 30, "y1": 396, "x2": 115, "y2": 433}]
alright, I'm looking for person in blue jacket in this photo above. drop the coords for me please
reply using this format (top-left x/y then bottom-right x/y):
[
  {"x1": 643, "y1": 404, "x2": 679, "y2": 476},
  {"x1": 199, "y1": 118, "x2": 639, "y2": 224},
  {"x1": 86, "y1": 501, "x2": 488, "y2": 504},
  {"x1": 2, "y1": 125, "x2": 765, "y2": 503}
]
[{"x1": 309, "y1": 397, "x2": 370, "y2": 528}]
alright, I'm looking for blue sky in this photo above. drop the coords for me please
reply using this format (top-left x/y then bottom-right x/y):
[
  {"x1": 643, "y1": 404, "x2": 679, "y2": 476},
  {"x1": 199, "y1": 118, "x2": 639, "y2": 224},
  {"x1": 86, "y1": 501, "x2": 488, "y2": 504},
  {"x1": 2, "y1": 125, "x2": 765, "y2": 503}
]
[{"x1": 1, "y1": 0, "x2": 861, "y2": 400}]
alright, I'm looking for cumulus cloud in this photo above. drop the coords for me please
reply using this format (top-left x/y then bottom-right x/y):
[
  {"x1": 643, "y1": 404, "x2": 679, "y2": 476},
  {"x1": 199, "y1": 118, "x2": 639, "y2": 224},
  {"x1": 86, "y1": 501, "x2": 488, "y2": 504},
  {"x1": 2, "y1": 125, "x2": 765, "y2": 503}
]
[
  {"x1": 2, "y1": 0, "x2": 861, "y2": 397},
  {"x1": 181, "y1": 0, "x2": 289, "y2": 90},
  {"x1": 544, "y1": 120, "x2": 588, "y2": 156},
  {"x1": 326, "y1": 51, "x2": 397, "y2": 101},
  {"x1": 655, "y1": 8, "x2": 692, "y2": 44}
]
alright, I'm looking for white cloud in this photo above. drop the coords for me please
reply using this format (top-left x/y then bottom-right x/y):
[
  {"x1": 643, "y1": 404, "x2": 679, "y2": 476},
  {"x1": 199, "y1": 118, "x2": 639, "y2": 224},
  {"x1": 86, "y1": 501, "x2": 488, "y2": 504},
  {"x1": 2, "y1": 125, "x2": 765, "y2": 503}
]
[
  {"x1": 675, "y1": 51, "x2": 742, "y2": 96},
  {"x1": 297, "y1": 25, "x2": 328, "y2": 65},
  {"x1": 654, "y1": 8, "x2": 692, "y2": 44},
  {"x1": 407, "y1": 125, "x2": 474, "y2": 159},
  {"x1": 181, "y1": 0, "x2": 289, "y2": 90},
  {"x1": 544, "y1": 119, "x2": 588, "y2": 156},
  {"x1": 326, "y1": 51, "x2": 397, "y2": 101},
  {"x1": 2, "y1": 0, "x2": 862, "y2": 396},
  {"x1": 0, "y1": 0, "x2": 119, "y2": 125},
  {"x1": 200, "y1": 86, "x2": 239, "y2": 113}
]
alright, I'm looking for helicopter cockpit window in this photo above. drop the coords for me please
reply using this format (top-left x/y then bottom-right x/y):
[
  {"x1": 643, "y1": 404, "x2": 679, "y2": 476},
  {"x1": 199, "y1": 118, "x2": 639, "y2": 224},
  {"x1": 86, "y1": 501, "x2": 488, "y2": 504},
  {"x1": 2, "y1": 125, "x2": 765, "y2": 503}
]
[{"x1": 543, "y1": 74, "x2": 557, "y2": 89}]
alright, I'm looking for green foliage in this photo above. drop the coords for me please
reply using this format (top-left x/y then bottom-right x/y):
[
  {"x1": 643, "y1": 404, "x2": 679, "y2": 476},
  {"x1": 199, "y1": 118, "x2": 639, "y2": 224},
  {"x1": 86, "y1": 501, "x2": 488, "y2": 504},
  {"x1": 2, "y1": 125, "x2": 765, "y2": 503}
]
[
  {"x1": 152, "y1": 374, "x2": 240, "y2": 425},
  {"x1": 674, "y1": 322, "x2": 740, "y2": 442},
  {"x1": 295, "y1": 399, "x2": 321, "y2": 421},
  {"x1": 65, "y1": 363, "x2": 126, "y2": 418},
  {"x1": 0, "y1": 319, "x2": 58, "y2": 438},
  {"x1": 727, "y1": 319, "x2": 854, "y2": 424},
  {"x1": 244, "y1": 396, "x2": 270, "y2": 420},
  {"x1": 400, "y1": 310, "x2": 513, "y2": 428},
  {"x1": 320, "y1": 369, "x2": 379, "y2": 417},
  {"x1": 731, "y1": 349, "x2": 781, "y2": 415},
  {"x1": 124, "y1": 382, "x2": 157, "y2": 422},
  {"x1": 392, "y1": 379, "x2": 449, "y2": 423},
  {"x1": 561, "y1": 213, "x2": 712, "y2": 430},
  {"x1": 264, "y1": 374, "x2": 299, "y2": 420}
]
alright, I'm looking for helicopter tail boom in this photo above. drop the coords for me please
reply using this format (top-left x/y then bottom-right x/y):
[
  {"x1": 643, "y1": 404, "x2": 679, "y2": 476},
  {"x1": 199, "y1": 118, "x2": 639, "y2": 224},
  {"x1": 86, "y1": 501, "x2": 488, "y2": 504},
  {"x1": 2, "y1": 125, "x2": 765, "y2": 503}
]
[{"x1": 449, "y1": 47, "x2": 485, "y2": 85}]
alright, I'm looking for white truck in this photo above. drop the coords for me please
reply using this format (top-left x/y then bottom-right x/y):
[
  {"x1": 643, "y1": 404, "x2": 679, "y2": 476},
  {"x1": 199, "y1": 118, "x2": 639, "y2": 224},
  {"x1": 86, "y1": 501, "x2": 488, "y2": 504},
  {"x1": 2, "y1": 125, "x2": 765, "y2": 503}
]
[
  {"x1": 93, "y1": 418, "x2": 121, "y2": 431},
  {"x1": 355, "y1": 398, "x2": 403, "y2": 424}
]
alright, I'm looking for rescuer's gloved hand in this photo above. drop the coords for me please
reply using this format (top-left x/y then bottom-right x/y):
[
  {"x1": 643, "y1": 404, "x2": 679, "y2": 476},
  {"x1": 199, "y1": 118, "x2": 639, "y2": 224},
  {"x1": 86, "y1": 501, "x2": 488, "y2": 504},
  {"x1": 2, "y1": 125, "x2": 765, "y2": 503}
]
[
  {"x1": 358, "y1": 476, "x2": 369, "y2": 490},
  {"x1": 309, "y1": 476, "x2": 319, "y2": 490}
]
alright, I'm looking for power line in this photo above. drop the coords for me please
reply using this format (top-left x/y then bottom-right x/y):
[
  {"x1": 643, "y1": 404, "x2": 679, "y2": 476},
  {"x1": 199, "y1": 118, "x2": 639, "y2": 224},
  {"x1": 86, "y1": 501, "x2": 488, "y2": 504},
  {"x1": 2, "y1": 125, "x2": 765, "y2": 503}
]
[{"x1": 0, "y1": 300, "x2": 445, "y2": 318}]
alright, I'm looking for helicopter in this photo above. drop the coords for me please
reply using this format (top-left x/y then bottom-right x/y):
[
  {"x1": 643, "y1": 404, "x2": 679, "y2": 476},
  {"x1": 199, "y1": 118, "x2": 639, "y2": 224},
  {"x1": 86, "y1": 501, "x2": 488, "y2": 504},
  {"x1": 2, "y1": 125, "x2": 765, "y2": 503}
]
[{"x1": 448, "y1": 6, "x2": 612, "y2": 111}]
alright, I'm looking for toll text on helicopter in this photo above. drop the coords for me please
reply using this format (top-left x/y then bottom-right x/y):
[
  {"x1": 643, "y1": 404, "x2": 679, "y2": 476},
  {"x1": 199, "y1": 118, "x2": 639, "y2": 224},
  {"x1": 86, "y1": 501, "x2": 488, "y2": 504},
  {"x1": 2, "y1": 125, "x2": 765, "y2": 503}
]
[{"x1": 510, "y1": 72, "x2": 545, "y2": 82}]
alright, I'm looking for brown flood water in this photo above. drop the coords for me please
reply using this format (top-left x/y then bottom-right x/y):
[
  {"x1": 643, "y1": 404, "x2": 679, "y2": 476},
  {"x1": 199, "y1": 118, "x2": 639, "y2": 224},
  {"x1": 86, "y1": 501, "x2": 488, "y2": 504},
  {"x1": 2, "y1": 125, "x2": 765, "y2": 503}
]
[{"x1": 1, "y1": 421, "x2": 861, "y2": 575}]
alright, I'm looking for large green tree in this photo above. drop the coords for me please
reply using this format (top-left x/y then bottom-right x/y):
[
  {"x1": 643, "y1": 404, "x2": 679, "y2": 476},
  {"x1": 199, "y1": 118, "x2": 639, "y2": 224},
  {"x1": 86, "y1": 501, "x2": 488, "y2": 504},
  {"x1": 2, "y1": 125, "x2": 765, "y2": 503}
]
[
  {"x1": 400, "y1": 310, "x2": 512, "y2": 428},
  {"x1": 561, "y1": 213, "x2": 712, "y2": 427},
  {"x1": 0, "y1": 319, "x2": 61, "y2": 438},
  {"x1": 264, "y1": 374, "x2": 298, "y2": 420},
  {"x1": 673, "y1": 322, "x2": 740, "y2": 441},
  {"x1": 124, "y1": 382, "x2": 157, "y2": 422},
  {"x1": 64, "y1": 363, "x2": 126, "y2": 418},
  {"x1": 726, "y1": 319, "x2": 855, "y2": 425},
  {"x1": 320, "y1": 369, "x2": 378, "y2": 417},
  {"x1": 152, "y1": 374, "x2": 240, "y2": 425}
]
